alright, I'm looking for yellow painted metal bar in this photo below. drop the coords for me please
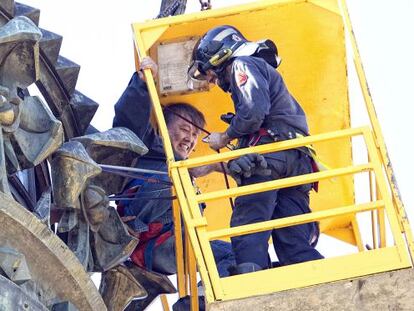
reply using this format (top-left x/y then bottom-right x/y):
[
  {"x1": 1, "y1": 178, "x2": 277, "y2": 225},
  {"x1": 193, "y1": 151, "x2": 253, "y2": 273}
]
[
  {"x1": 184, "y1": 233, "x2": 190, "y2": 294},
  {"x1": 339, "y1": 0, "x2": 414, "y2": 261},
  {"x1": 132, "y1": 0, "x2": 305, "y2": 33},
  {"x1": 371, "y1": 209, "x2": 378, "y2": 249},
  {"x1": 170, "y1": 168, "x2": 215, "y2": 302},
  {"x1": 177, "y1": 167, "x2": 225, "y2": 300},
  {"x1": 176, "y1": 167, "x2": 224, "y2": 301},
  {"x1": 196, "y1": 230, "x2": 224, "y2": 302},
  {"x1": 188, "y1": 218, "x2": 208, "y2": 228},
  {"x1": 363, "y1": 131, "x2": 387, "y2": 250},
  {"x1": 197, "y1": 164, "x2": 372, "y2": 203},
  {"x1": 172, "y1": 127, "x2": 367, "y2": 169},
  {"x1": 132, "y1": 27, "x2": 175, "y2": 163},
  {"x1": 177, "y1": 168, "x2": 204, "y2": 220},
  {"x1": 137, "y1": 25, "x2": 169, "y2": 54},
  {"x1": 160, "y1": 295, "x2": 170, "y2": 311},
  {"x1": 378, "y1": 210, "x2": 386, "y2": 248},
  {"x1": 206, "y1": 201, "x2": 383, "y2": 240},
  {"x1": 376, "y1": 181, "x2": 386, "y2": 248},
  {"x1": 368, "y1": 143, "x2": 386, "y2": 248},
  {"x1": 219, "y1": 247, "x2": 410, "y2": 301},
  {"x1": 368, "y1": 158, "x2": 378, "y2": 249},
  {"x1": 363, "y1": 129, "x2": 410, "y2": 264},
  {"x1": 188, "y1": 242, "x2": 199, "y2": 311},
  {"x1": 351, "y1": 218, "x2": 364, "y2": 252},
  {"x1": 172, "y1": 190, "x2": 186, "y2": 297},
  {"x1": 133, "y1": 44, "x2": 140, "y2": 73}
]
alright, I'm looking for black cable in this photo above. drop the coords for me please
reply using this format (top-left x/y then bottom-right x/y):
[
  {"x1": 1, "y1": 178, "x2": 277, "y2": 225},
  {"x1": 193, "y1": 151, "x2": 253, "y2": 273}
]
[
  {"x1": 217, "y1": 150, "x2": 235, "y2": 209},
  {"x1": 162, "y1": 104, "x2": 211, "y2": 135},
  {"x1": 101, "y1": 168, "x2": 173, "y2": 186},
  {"x1": 109, "y1": 195, "x2": 176, "y2": 201}
]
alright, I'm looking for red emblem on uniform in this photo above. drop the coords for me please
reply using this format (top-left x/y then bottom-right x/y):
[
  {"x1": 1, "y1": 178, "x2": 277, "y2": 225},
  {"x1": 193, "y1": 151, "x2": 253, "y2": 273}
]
[{"x1": 236, "y1": 69, "x2": 248, "y2": 87}]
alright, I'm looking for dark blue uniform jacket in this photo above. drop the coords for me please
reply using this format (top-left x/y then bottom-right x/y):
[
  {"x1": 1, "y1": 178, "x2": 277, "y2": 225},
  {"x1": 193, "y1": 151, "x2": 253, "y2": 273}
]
[{"x1": 226, "y1": 56, "x2": 309, "y2": 141}]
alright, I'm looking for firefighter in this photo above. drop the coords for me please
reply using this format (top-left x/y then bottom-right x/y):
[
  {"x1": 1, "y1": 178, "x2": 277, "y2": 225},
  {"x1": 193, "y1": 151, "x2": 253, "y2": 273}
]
[{"x1": 189, "y1": 25, "x2": 324, "y2": 274}]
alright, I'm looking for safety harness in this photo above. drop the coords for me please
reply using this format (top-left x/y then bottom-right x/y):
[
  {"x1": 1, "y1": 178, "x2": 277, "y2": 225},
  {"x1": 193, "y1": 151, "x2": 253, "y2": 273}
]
[
  {"x1": 222, "y1": 112, "x2": 328, "y2": 192},
  {"x1": 248, "y1": 128, "x2": 322, "y2": 191},
  {"x1": 116, "y1": 177, "x2": 174, "y2": 270},
  {"x1": 116, "y1": 173, "x2": 206, "y2": 270},
  {"x1": 130, "y1": 222, "x2": 173, "y2": 270}
]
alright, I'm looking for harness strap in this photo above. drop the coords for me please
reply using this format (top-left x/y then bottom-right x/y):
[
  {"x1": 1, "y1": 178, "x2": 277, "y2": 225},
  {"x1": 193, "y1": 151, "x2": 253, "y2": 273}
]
[
  {"x1": 143, "y1": 223, "x2": 173, "y2": 270},
  {"x1": 248, "y1": 128, "x2": 269, "y2": 146},
  {"x1": 247, "y1": 128, "x2": 330, "y2": 192},
  {"x1": 130, "y1": 222, "x2": 173, "y2": 270},
  {"x1": 295, "y1": 133, "x2": 331, "y2": 172}
]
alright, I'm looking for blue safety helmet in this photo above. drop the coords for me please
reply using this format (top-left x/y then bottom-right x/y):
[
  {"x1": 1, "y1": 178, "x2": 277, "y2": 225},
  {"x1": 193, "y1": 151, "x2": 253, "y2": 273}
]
[
  {"x1": 188, "y1": 25, "x2": 246, "y2": 91},
  {"x1": 188, "y1": 25, "x2": 281, "y2": 92}
]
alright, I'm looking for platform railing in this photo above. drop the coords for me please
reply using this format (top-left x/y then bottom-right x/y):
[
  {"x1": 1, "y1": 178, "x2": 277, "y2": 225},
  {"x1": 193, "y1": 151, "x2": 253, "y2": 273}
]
[{"x1": 169, "y1": 126, "x2": 412, "y2": 307}]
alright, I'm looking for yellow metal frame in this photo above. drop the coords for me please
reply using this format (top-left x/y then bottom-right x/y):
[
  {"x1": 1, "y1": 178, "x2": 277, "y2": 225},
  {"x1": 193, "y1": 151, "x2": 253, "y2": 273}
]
[
  {"x1": 171, "y1": 127, "x2": 411, "y2": 301},
  {"x1": 338, "y1": 0, "x2": 414, "y2": 260},
  {"x1": 135, "y1": 0, "x2": 357, "y2": 246},
  {"x1": 131, "y1": 0, "x2": 414, "y2": 307}
]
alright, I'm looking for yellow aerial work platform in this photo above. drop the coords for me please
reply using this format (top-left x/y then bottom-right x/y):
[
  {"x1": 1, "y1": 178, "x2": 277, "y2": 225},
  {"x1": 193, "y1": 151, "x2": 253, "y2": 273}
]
[{"x1": 132, "y1": 0, "x2": 414, "y2": 309}]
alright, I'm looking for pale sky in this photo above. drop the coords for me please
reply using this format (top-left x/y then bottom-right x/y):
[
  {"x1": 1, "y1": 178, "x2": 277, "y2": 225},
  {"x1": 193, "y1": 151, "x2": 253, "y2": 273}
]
[{"x1": 21, "y1": 0, "x2": 414, "y2": 308}]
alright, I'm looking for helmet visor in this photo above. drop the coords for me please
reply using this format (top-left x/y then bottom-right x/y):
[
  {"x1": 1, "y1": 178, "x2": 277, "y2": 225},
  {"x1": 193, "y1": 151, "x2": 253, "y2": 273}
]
[{"x1": 187, "y1": 60, "x2": 208, "y2": 82}]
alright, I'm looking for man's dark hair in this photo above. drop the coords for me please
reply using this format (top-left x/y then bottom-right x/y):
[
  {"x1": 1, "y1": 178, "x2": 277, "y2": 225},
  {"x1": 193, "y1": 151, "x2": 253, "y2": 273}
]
[{"x1": 163, "y1": 103, "x2": 206, "y2": 130}]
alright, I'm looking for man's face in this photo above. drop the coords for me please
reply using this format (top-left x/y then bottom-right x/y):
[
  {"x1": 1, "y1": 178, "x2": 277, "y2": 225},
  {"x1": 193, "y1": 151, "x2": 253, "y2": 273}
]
[{"x1": 167, "y1": 115, "x2": 200, "y2": 159}]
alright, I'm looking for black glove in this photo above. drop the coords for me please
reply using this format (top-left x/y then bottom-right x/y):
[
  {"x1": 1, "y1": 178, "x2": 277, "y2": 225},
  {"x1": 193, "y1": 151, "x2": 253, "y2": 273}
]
[{"x1": 227, "y1": 153, "x2": 271, "y2": 185}]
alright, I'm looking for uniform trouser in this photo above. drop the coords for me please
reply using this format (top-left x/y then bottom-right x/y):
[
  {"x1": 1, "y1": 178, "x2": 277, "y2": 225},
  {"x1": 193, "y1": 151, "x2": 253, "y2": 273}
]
[
  {"x1": 230, "y1": 149, "x2": 324, "y2": 269},
  {"x1": 152, "y1": 235, "x2": 235, "y2": 277}
]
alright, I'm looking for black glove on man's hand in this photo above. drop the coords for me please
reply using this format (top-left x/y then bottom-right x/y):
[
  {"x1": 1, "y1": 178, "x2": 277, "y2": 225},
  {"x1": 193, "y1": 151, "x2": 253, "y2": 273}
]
[{"x1": 227, "y1": 153, "x2": 271, "y2": 185}]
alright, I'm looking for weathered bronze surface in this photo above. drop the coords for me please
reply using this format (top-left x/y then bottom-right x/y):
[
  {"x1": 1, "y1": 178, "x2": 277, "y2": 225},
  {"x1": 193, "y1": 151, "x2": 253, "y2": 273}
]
[
  {"x1": 67, "y1": 215, "x2": 90, "y2": 269},
  {"x1": 81, "y1": 184, "x2": 110, "y2": 232},
  {"x1": 58, "y1": 210, "x2": 78, "y2": 233},
  {"x1": 0, "y1": 192, "x2": 106, "y2": 310},
  {"x1": 33, "y1": 189, "x2": 51, "y2": 227},
  {"x1": 91, "y1": 207, "x2": 138, "y2": 272},
  {"x1": 73, "y1": 127, "x2": 148, "y2": 195},
  {"x1": 0, "y1": 129, "x2": 9, "y2": 194},
  {"x1": 0, "y1": 13, "x2": 106, "y2": 309},
  {"x1": 0, "y1": 16, "x2": 63, "y2": 196},
  {"x1": 0, "y1": 17, "x2": 63, "y2": 176},
  {"x1": 51, "y1": 130, "x2": 144, "y2": 272},
  {"x1": 0, "y1": 5, "x2": 154, "y2": 310},
  {"x1": 0, "y1": 246, "x2": 32, "y2": 285},
  {"x1": 125, "y1": 261, "x2": 177, "y2": 310},
  {"x1": 51, "y1": 141, "x2": 101, "y2": 210},
  {"x1": 0, "y1": 16, "x2": 40, "y2": 88},
  {"x1": 99, "y1": 265, "x2": 147, "y2": 311},
  {"x1": 0, "y1": 275, "x2": 48, "y2": 311},
  {"x1": 51, "y1": 301, "x2": 79, "y2": 311}
]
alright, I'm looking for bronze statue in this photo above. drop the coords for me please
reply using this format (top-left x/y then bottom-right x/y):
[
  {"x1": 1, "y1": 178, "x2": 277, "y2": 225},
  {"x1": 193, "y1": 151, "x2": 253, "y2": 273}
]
[{"x1": 0, "y1": 8, "x2": 151, "y2": 311}]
